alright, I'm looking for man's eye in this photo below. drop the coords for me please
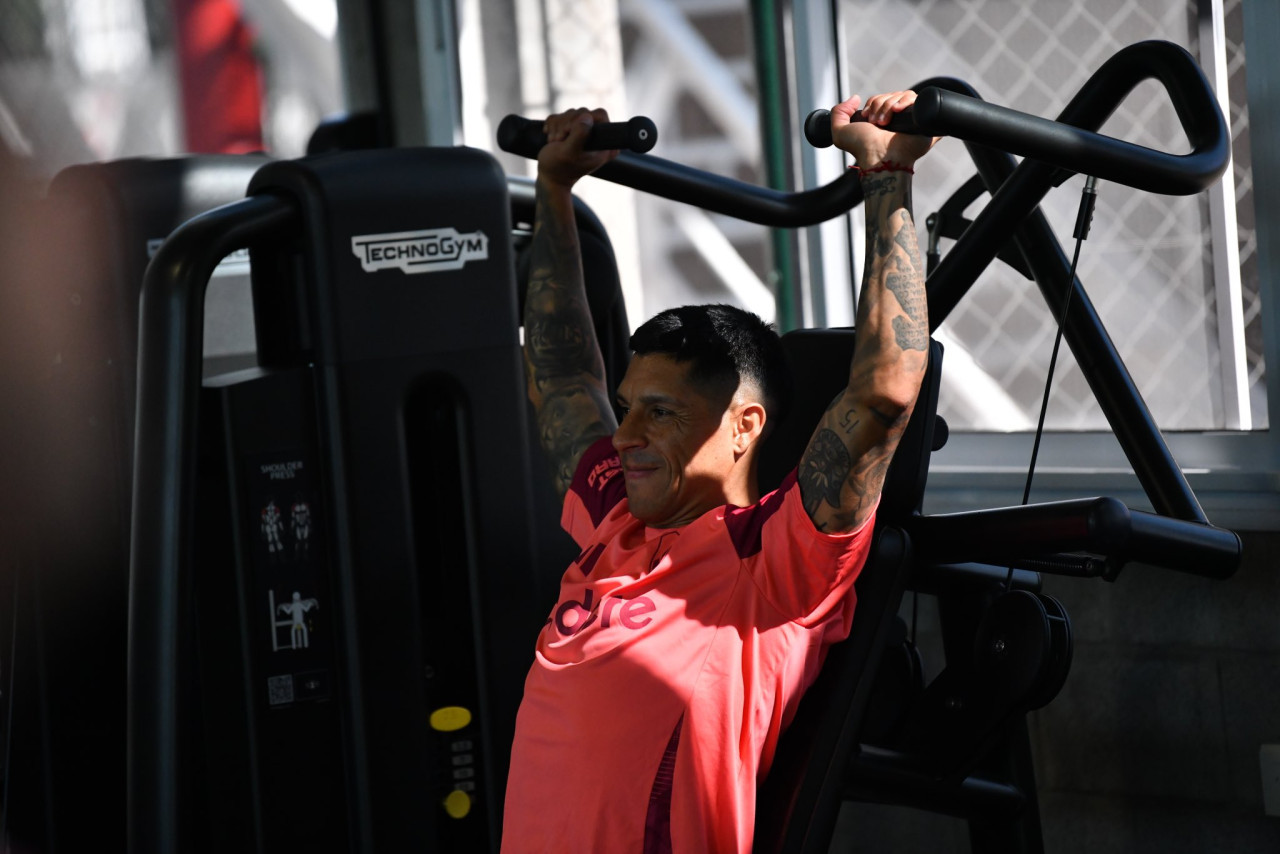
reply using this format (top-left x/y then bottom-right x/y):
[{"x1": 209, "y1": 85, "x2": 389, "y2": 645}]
[{"x1": 652, "y1": 408, "x2": 671, "y2": 418}]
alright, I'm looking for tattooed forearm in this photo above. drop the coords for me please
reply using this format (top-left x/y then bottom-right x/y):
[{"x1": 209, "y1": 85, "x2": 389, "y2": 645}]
[
  {"x1": 524, "y1": 281, "x2": 599, "y2": 385},
  {"x1": 865, "y1": 173, "x2": 897, "y2": 195},
  {"x1": 859, "y1": 179, "x2": 928, "y2": 363},
  {"x1": 523, "y1": 180, "x2": 616, "y2": 494},
  {"x1": 885, "y1": 271, "x2": 924, "y2": 325},
  {"x1": 524, "y1": 183, "x2": 607, "y2": 389},
  {"x1": 885, "y1": 265, "x2": 928, "y2": 353},
  {"x1": 893, "y1": 220, "x2": 919, "y2": 257},
  {"x1": 862, "y1": 173, "x2": 904, "y2": 203},
  {"x1": 893, "y1": 315, "x2": 929, "y2": 352},
  {"x1": 798, "y1": 168, "x2": 928, "y2": 533}
]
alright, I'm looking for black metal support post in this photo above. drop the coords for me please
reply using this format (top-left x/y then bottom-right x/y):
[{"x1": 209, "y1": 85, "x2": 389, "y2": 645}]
[{"x1": 127, "y1": 195, "x2": 297, "y2": 854}]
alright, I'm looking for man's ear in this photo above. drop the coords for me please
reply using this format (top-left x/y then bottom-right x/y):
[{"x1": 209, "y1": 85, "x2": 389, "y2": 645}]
[{"x1": 733, "y1": 401, "x2": 767, "y2": 457}]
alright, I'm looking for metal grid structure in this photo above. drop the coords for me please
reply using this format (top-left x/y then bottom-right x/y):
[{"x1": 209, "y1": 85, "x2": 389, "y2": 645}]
[{"x1": 839, "y1": 0, "x2": 1262, "y2": 432}]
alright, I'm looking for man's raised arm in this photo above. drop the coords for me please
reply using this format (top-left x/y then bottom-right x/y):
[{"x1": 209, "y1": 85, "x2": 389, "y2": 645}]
[
  {"x1": 798, "y1": 91, "x2": 935, "y2": 534},
  {"x1": 524, "y1": 108, "x2": 620, "y2": 497}
]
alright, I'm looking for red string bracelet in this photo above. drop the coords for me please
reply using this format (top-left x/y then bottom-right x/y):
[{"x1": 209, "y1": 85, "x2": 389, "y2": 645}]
[{"x1": 849, "y1": 159, "x2": 914, "y2": 176}]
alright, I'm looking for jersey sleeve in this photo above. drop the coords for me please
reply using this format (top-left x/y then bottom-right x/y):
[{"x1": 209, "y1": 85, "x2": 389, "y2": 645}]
[
  {"x1": 729, "y1": 471, "x2": 877, "y2": 624},
  {"x1": 560, "y1": 436, "x2": 626, "y2": 548}
]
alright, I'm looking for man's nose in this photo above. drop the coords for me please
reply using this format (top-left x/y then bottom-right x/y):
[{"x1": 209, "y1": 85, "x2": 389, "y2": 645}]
[{"x1": 612, "y1": 412, "x2": 645, "y2": 453}]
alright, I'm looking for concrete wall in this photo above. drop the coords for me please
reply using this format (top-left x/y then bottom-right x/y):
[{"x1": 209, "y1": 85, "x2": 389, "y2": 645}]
[{"x1": 830, "y1": 529, "x2": 1280, "y2": 853}]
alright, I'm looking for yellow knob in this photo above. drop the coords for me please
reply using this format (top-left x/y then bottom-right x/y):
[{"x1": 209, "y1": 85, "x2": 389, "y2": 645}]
[
  {"x1": 443, "y1": 789, "x2": 471, "y2": 819},
  {"x1": 429, "y1": 706, "x2": 472, "y2": 732}
]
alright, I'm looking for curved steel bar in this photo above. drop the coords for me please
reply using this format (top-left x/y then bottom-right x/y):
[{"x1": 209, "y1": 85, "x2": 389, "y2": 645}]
[
  {"x1": 499, "y1": 120, "x2": 866, "y2": 227},
  {"x1": 592, "y1": 153, "x2": 866, "y2": 227},
  {"x1": 503, "y1": 42, "x2": 1224, "y2": 227},
  {"x1": 128, "y1": 193, "x2": 297, "y2": 854},
  {"x1": 913, "y1": 73, "x2": 1214, "y2": 524},
  {"x1": 908, "y1": 41, "x2": 1227, "y2": 195},
  {"x1": 806, "y1": 41, "x2": 1228, "y2": 196}
]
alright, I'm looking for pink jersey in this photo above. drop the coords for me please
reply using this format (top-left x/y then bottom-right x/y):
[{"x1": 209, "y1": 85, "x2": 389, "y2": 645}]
[{"x1": 502, "y1": 438, "x2": 875, "y2": 853}]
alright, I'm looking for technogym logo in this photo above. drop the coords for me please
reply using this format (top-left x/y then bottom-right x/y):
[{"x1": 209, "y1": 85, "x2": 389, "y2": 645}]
[{"x1": 351, "y1": 228, "x2": 489, "y2": 275}]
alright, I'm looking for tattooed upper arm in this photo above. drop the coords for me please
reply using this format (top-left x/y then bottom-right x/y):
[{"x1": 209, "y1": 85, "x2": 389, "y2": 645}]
[{"x1": 797, "y1": 389, "x2": 900, "y2": 534}]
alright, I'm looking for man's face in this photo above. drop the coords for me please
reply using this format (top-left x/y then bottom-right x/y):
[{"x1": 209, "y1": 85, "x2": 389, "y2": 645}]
[{"x1": 612, "y1": 353, "x2": 738, "y2": 528}]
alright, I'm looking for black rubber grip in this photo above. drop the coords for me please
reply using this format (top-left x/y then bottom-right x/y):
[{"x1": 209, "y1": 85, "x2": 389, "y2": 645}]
[
  {"x1": 497, "y1": 114, "x2": 658, "y2": 157},
  {"x1": 803, "y1": 108, "x2": 926, "y2": 149}
]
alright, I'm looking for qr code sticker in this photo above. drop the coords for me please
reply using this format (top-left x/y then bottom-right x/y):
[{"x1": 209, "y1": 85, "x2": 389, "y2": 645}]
[{"x1": 267, "y1": 674, "x2": 295, "y2": 706}]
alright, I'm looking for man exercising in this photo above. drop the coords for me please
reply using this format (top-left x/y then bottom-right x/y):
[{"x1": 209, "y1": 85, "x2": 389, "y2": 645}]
[{"x1": 503, "y1": 91, "x2": 934, "y2": 853}]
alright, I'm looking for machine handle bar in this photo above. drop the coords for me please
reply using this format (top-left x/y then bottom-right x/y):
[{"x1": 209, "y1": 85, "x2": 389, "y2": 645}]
[
  {"x1": 497, "y1": 114, "x2": 658, "y2": 155},
  {"x1": 497, "y1": 113, "x2": 866, "y2": 228},
  {"x1": 129, "y1": 193, "x2": 298, "y2": 854},
  {"x1": 803, "y1": 40, "x2": 1228, "y2": 196}
]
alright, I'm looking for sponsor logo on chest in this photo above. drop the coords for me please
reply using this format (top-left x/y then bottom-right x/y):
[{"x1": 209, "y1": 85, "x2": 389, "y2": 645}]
[{"x1": 548, "y1": 586, "x2": 657, "y2": 639}]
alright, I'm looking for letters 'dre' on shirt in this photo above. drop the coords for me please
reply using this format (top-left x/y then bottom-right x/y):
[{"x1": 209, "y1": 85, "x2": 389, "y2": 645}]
[{"x1": 502, "y1": 437, "x2": 875, "y2": 853}]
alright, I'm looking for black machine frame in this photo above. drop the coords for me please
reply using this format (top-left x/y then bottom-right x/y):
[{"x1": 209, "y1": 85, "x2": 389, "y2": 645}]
[{"x1": 128, "y1": 38, "x2": 1241, "y2": 854}]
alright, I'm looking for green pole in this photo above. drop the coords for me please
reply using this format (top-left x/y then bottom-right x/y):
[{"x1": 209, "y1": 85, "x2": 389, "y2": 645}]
[{"x1": 749, "y1": 0, "x2": 800, "y2": 332}]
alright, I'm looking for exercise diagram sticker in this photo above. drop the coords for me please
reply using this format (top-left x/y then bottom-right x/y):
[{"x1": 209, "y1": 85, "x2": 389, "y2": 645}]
[
  {"x1": 351, "y1": 228, "x2": 489, "y2": 274},
  {"x1": 245, "y1": 451, "x2": 333, "y2": 707},
  {"x1": 270, "y1": 589, "x2": 319, "y2": 651}
]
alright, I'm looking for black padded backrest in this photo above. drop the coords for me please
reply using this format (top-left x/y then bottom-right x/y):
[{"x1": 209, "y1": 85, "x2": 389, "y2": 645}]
[
  {"x1": 752, "y1": 332, "x2": 943, "y2": 853},
  {"x1": 758, "y1": 330, "x2": 943, "y2": 522}
]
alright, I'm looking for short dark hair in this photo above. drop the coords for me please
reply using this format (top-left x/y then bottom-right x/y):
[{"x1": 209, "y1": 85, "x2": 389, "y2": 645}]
[{"x1": 628, "y1": 304, "x2": 790, "y2": 428}]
